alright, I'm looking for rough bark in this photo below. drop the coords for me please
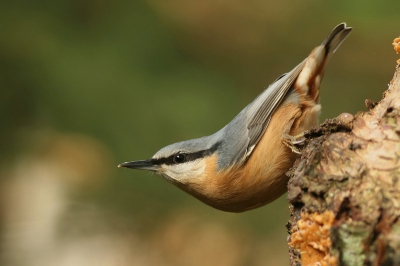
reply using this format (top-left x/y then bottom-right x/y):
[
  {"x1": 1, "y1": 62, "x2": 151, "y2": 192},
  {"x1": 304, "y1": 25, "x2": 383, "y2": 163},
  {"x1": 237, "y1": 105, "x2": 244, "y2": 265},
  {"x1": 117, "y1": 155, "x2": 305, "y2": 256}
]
[{"x1": 287, "y1": 41, "x2": 400, "y2": 266}]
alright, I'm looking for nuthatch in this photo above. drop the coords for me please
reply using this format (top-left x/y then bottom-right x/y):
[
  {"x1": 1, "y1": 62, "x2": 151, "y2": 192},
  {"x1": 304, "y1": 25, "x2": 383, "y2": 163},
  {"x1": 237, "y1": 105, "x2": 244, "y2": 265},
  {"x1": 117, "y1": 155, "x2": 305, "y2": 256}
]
[{"x1": 119, "y1": 23, "x2": 352, "y2": 212}]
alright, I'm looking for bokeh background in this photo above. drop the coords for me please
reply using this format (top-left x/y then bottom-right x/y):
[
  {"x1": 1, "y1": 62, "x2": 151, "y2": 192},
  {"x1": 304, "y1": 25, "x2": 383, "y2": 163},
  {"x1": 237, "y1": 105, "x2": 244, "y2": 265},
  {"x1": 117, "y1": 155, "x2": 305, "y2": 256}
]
[{"x1": 1, "y1": 1, "x2": 399, "y2": 265}]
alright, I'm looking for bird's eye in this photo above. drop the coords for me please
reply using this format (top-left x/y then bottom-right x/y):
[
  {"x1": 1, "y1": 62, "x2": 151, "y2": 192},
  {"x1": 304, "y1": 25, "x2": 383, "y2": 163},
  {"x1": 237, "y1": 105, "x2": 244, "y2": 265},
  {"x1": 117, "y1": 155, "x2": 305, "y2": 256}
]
[{"x1": 173, "y1": 153, "x2": 186, "y2": 164}]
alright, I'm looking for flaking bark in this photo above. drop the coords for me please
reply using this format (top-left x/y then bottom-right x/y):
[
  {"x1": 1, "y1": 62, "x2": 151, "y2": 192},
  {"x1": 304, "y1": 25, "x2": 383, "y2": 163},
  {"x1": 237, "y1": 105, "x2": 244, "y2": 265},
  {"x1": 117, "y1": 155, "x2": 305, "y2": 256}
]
[{"x1": 287, "y1": 56, "x2": 400, "y2": 264}]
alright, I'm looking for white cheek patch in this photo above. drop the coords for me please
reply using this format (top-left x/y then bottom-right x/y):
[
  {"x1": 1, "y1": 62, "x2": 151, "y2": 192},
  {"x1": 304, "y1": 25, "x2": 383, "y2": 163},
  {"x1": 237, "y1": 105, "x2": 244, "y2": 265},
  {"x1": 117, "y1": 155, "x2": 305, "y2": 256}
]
[{"x1": 163, "y1": 160, "x2": 206, "y2": 182}]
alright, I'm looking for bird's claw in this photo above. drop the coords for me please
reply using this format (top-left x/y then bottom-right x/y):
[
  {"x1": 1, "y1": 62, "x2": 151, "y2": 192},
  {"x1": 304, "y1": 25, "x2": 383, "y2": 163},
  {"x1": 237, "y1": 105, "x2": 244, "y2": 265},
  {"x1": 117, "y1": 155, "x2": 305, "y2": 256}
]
[{"x1": 282, "y1": 133, "x2": 306, "y2": 154}]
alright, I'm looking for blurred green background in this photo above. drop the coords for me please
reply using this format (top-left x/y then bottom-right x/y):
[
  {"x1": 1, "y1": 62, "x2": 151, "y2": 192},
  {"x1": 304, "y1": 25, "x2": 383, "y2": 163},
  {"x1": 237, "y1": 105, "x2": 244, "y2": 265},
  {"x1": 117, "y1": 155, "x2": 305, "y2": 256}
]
[{"x1": 1, "y1": 0, "x2": 399, "y2": 265}]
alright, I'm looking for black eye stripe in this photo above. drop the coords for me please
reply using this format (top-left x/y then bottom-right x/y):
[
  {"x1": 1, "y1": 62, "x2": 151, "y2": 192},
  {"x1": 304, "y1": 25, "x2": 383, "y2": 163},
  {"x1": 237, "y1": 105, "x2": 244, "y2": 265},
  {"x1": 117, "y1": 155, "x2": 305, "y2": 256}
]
[{"x1": 152, "y1": 141, "x2": 221, "y2": 165}]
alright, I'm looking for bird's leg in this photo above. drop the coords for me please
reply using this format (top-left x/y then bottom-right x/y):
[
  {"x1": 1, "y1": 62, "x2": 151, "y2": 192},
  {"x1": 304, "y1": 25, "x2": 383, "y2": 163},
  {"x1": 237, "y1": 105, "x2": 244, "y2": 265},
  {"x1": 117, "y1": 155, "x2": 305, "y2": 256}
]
[
  {"x1": 282, "y1": 118, "x2": 306, "y2": 154},
  {"x1": 287, "y1": 132, "x2": 306, "y2": 144}
]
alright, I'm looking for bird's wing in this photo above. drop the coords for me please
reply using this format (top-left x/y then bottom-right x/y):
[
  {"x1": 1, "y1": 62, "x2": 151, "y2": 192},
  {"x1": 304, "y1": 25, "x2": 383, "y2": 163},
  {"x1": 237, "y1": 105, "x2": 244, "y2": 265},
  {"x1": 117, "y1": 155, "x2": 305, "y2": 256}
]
[
  {"x1": 215, "y1": 60, "x2": 306, "y2": 169},
  {"x1": 244, "y1": 60, "x2": 306, "y2": 155}
]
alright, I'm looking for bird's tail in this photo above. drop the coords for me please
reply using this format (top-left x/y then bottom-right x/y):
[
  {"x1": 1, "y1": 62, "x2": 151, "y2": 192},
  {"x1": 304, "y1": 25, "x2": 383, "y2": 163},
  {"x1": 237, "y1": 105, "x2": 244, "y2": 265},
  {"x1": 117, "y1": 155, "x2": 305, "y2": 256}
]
[
  {"x1": 323, "y1": 23, "x2": 353, "y2": 54},
  {"x1": 294, "y1": 23, "x2": 352, "y2": 102}
]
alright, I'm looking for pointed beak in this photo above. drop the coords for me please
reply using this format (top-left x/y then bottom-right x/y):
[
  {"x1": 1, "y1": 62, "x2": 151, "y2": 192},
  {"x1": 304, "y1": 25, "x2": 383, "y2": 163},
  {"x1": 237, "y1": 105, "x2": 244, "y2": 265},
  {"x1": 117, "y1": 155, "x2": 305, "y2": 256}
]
[{"x1": 118, "y1": 159, "x2": 158, "y2": 171}]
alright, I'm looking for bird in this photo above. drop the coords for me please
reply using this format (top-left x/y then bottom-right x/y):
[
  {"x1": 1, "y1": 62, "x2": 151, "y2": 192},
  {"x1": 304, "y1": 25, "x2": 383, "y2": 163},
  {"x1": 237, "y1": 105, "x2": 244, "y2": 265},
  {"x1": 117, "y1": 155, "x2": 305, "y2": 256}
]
[{"x1": 119, "y1": 23, "x2": 352, "y2": 213}]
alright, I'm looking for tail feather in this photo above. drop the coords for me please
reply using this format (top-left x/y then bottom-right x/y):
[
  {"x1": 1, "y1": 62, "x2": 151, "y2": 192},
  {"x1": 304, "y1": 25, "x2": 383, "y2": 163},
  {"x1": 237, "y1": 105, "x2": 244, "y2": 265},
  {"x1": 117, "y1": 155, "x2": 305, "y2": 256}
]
[{"x1": 323, "y1": 22, "x2": 353, "y2": 54}]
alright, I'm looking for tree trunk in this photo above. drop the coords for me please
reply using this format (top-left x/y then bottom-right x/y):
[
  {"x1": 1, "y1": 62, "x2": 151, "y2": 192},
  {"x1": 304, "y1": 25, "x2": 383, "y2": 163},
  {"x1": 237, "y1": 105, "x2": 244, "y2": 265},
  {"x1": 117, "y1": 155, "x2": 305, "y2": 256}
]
[{"x1": 287, "y1": 42, "x2": 400, "y2": 266}]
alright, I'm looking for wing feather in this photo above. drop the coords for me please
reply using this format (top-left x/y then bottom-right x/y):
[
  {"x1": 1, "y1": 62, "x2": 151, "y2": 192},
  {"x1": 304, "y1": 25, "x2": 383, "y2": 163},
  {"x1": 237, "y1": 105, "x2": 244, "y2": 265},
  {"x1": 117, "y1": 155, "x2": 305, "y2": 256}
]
[{"x1": 245, "y1": 59, "x2": 307, "y2": 152}]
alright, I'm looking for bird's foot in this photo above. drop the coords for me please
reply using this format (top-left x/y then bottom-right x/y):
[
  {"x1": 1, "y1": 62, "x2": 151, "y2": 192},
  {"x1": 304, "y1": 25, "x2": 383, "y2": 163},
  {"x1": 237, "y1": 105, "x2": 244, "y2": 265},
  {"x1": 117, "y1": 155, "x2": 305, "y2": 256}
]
[{"x1": 282, "y1": 133, "x2": 306, "y2": 154}]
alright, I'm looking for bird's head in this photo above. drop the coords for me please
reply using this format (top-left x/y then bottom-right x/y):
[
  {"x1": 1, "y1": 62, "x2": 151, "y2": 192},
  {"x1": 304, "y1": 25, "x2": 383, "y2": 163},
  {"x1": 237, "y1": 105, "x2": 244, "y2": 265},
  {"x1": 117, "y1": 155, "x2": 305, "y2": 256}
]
[{"x1": 119, "y1": 137, "x2": 220, "y2": 183}]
